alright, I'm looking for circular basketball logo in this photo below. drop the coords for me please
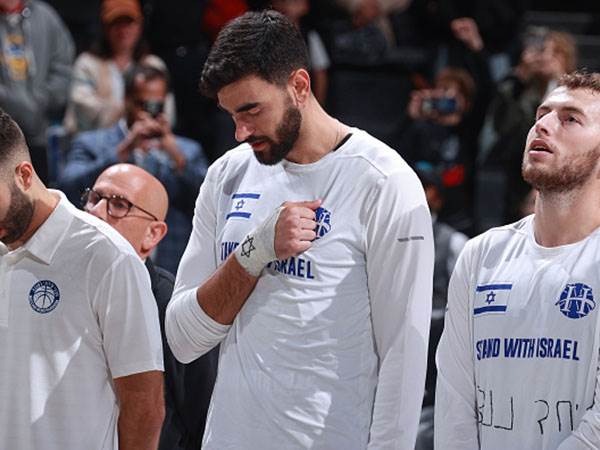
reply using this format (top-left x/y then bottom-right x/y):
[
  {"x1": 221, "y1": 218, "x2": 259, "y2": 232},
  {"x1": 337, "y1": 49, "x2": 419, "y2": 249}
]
[
  {"x1": 29, "y1": 280, "x2": 60, "y2": 314},
  {"x1": 314, "y1": 207, "x2": 332, "y2": 240},
  {"x1": 555, "y1": 283, "x2": 595, "y2": 319}
]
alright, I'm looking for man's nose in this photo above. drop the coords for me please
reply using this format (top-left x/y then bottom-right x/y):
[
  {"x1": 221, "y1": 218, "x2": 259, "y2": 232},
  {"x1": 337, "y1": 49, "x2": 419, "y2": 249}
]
[
  {"x1": 87, "y1": 198, "x2": 109, "y2": 221},
  {"x1": 234, "y1": 120, "x2": 254, "y2": 143},
  {"x1": 534, "y1": 111, "x2": 556, "y2": 136}
]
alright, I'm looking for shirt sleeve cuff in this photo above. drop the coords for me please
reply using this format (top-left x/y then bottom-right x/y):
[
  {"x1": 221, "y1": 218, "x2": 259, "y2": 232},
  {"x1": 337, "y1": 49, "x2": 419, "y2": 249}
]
[{"x1": 166, "y1": 288, "x2": 230, "y2": 363}]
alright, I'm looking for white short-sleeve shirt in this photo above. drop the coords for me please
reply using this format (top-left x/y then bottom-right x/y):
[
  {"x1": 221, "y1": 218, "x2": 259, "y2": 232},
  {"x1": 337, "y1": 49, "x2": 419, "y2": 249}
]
[{"x1": 0, "y1": 192, "x2": 163, "y2": 450}]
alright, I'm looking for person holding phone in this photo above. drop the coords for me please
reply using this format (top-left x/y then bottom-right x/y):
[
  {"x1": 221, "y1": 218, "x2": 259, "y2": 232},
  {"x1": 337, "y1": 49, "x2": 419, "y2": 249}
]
[
  {"x1": 401, "y1": 67, "x2": 477, "y2": 234},
  {"x1": 60, "y1": 63, "x2": 209, "y2": 274}
]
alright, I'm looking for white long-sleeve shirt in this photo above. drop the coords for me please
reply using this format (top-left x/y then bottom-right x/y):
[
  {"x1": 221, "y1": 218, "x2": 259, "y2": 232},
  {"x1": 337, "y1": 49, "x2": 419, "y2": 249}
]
[
  {"x1": 435, "y1": 215, "x2": 600, "y2": 450},
  {"x1": 166, "y1": 128, "x2": 433, "y2": 449}
]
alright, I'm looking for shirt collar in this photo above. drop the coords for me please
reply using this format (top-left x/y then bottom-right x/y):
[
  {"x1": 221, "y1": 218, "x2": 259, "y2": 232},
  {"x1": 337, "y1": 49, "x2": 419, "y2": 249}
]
[{"x1": 22, "y1": 190, "x2": 74, "y2": 265}]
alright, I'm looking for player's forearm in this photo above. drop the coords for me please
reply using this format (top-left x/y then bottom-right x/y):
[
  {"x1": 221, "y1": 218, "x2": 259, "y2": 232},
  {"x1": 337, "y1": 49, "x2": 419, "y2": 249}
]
[
  {"x1": 165, "y1": 255, "x2": 256, "y2": 362},
  {"x1": 433, "y1": 372, "x2": 480, "y2": 450},
  {"x1": 367, "y1": 341, "x2": 428, "y2": 449},
  {"x1": 558, "y1": 395, "x2": 600, "y2": 449},
  {"x1": 197, "y1": 205, "x2": 285, "y2": 324},
  {"x1": 197, "y1": 254, "x2": 259, "y2": 325},
  {"x1": 115, "y1": 372, "x2": 165, "y2": 450},
  {"x1": 166, "y1": 286, "x2": 231, "y2": 363},
  {"x1": 117, "y1": 406, "x2": 164, "y2": 450}
]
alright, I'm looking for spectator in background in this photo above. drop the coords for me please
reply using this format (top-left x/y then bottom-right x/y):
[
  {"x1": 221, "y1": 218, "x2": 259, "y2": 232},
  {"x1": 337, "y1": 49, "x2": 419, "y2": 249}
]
[
  {"x1": 414, "y1": 163, "x2": 467, "y2": 450},
  {"x1": 442, "y1": 13, "x2": 493, "y2": 146},
  {"x1": 142, "y1": 0, "x2": 227, "y2": 161},
  {"x1": 43, "y1": 0, "x2": 101, "y2": 55},
  {"x1": 0, "y1": 0, "x2": 74, "y2": 184},
  {"x1": 60, "y1": 64, "x2": 208, "y2": 274},
  {"x1": 409, "y1": 0, "x2": 526, "y2": 81},
  {"x1": 336, "y1": 0, "x2": 412, "y2": 28},
  {"x1": 200, "y1": 0, "x2": 248, "y2": 42},
  {"x1": 402, "y1": 67, "x2": 477, "y2": 233},
  {"x1": 476, "y1": 27, "x2": 577, "y2": 232},
  {"x1": 85, "y1": 163, "x2": 218, "y2": 450},
  {"x1": 271, "y1": 0, "x2": 330, "y2": 105},
  {"x1": 63, "y1": 0, "x2": 172, "y2": 135},
  {"x1": 416, "y1": 163, "x2": 468, "y2": 329}
]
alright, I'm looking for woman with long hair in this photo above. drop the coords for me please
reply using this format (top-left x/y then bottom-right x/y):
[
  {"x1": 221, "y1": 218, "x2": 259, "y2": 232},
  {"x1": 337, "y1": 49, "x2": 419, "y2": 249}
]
[{"x1": 64, "y1": 0, "x2": 170, "y2": 135}]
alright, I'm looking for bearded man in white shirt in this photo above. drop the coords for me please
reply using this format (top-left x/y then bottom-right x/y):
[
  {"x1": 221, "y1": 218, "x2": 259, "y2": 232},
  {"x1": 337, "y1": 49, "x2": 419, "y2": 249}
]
[
  {"x1": 165, "y1": 9, "x2": 434, "y2": 450},
  {"x1": 0, "y1": 109, "x2": 164, "y2": 450},
  {"x1": 436, "y1": 71, "x2": 600, "y2": 450}
]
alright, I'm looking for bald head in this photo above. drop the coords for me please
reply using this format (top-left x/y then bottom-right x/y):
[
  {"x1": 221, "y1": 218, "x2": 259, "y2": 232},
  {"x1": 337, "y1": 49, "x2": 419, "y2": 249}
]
[
  {"x1": 100, "y1": 164, "x2": 168, "y2": 220},
  {"x1": 88, "y1": 164, "x2": 169, "y2": 259}
]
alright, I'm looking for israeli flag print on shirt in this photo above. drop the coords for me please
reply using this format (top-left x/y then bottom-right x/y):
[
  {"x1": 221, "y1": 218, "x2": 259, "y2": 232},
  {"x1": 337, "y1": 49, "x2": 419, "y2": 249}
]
[
  {"x1": 474, "y1": 283, "x2": 512, "y2": 316},
  {"x1": 226, "y1": 193, "x2": 261, "y2": 220}
]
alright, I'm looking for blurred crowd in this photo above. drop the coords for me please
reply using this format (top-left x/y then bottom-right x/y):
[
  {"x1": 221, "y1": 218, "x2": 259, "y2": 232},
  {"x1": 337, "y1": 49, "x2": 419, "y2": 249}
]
[
  {"x1": 0, "y1": 0, "x2": 592, "y2": 448},
  {"x1": 1, "y1": 0, "x2": 585, "y2": 237}
]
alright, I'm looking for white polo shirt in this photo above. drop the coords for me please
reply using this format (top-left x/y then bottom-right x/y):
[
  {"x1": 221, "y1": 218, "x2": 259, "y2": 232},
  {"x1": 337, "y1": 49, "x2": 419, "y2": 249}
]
[{"x1": 0, "y1": 192, "x2": 163, "y2": 450}]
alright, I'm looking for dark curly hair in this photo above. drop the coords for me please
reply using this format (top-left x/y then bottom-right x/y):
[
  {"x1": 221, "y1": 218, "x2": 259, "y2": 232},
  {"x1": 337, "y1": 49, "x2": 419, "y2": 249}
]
[
  {"x1": 0, "y1": 109, "x2": 29, "y2": 174},
  {"x1": 200, "y1": 10, "x2": 309, "y2": 99}
]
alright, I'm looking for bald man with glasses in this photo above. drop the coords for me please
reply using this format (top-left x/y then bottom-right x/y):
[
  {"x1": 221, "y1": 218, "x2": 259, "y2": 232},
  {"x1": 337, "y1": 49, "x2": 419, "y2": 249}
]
[
  {"x1": 60, "y1": 63, "x2": 209, "y2": 274},
  {"x1": 83, "y1": 165, "x2": 168, "y2": 261},
  {"x1": 85, "y1": 163, "x2": 218, "y2": 450}
]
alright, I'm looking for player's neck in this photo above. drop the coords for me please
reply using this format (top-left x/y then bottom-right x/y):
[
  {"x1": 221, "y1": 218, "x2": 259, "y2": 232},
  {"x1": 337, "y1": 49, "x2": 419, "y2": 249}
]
[
  {"x1": 7, "y1": 187, "x2": 59, "y2": 251},
  {"x1": 533, "y1": 183, "x2": 600, "y2": 247},
  {"x1": 286, "y1": 100, "x2": 349, "y2": 164}
]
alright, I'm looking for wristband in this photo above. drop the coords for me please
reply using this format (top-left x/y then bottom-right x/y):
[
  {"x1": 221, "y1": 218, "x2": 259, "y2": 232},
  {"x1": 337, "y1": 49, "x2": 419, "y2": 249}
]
[{"x1": 234, "y1": 206, "x2": 281, "y2": 277}]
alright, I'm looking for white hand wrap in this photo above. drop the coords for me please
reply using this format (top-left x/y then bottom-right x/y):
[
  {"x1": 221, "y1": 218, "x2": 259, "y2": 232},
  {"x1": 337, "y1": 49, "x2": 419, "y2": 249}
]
[{"x1": 234, "y1": 207, "x2": 282, "y2": 277}]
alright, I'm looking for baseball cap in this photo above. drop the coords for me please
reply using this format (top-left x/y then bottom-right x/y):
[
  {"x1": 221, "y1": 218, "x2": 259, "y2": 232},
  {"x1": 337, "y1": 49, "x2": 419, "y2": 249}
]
[{"x1": 101, "y1": 0, "x2": 142, "y2": 25}]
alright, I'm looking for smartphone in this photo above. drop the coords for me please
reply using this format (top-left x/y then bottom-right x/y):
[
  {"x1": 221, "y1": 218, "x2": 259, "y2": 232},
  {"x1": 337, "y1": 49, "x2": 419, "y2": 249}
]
[
  {"x1": 421, "y1": 96, "x2": 458, "y2": 115},
  {"x1": 143, "y1": 100, "x2": 165, "y2": 118}
]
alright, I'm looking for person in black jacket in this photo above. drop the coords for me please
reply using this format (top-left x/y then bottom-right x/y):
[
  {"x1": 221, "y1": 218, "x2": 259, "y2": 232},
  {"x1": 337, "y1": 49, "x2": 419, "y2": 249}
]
[{"x1": 84, "y1": 162, "x2": 218, "y2": 450}]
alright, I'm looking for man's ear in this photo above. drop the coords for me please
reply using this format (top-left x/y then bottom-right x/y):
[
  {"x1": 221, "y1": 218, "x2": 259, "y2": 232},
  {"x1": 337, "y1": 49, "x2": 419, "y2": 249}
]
[
  {"x1": 14, "y1": 161, "x2": 34, "y2": 190},
  {"x1": 288, "y1": 69, "x2": 311, "y2": 106},
  {"x1": 141, "y1": 221, "x2": 168, "y2": 256}
]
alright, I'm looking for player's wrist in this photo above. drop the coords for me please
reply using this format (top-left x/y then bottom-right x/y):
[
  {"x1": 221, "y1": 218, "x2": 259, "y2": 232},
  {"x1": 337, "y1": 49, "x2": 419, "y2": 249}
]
[{"x1": 234, "y1": 207, "x2": 281, "y2": 277}]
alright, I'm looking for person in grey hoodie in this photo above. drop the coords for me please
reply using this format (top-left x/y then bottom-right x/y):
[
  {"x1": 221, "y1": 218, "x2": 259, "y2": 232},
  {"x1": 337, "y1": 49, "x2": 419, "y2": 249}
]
[{"x1": 0, "y1": 0, "x2": 74, "y2": 183}]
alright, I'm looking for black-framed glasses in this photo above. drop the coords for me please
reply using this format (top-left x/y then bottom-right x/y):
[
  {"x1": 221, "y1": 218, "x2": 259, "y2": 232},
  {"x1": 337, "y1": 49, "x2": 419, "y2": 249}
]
[{"x1": 81, "y1": 188, "x2": 158, "y2": 221}]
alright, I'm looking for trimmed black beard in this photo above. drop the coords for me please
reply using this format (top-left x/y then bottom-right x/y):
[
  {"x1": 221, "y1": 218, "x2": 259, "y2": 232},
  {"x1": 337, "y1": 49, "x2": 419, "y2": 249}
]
[
  {"x1": 0, "y1": 182, "x2": 34, "y2": 245},
  {"x1": 252, "y1": 102, "x2": 302, "y2": 166}
]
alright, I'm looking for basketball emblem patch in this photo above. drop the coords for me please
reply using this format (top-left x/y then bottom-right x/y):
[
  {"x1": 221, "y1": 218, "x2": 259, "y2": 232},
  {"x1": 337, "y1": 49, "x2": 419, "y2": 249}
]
[
  {"x1": 29, "y1": 280, "x2": 60, "y2": 314},
  {"x1": 556, "y1": 283, "x2": 595, "y2": 319},
  {"x1": 314, "y1": 207, "x2": 332, "y2": 240}
]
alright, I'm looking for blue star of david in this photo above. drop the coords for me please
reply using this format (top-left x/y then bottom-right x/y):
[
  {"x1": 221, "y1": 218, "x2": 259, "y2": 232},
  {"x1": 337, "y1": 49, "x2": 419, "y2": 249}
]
[
  {"x1": 485, "y1": 292, "x2": 496, "y2": 305},
  {"x1": 235, "y1": 199, "x2": 246, "y2": 210}
]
